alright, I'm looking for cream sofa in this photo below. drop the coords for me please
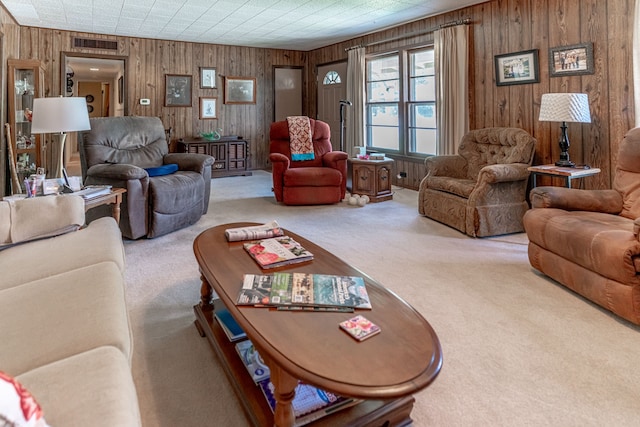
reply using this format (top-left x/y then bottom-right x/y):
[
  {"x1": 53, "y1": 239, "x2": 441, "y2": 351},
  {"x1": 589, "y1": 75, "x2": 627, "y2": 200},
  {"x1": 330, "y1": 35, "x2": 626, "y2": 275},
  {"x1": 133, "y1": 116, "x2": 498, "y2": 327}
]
[{"x1": 0, "y1": 195, "x2": 141, "y2": 426}]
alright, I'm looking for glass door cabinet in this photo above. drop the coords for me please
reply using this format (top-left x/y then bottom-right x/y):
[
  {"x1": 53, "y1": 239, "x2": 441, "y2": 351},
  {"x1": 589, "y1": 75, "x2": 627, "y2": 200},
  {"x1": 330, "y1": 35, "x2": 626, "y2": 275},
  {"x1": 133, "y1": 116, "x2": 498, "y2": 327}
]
[{"x1": 7, "y1": 59, "x2": 44, "y2": 192}]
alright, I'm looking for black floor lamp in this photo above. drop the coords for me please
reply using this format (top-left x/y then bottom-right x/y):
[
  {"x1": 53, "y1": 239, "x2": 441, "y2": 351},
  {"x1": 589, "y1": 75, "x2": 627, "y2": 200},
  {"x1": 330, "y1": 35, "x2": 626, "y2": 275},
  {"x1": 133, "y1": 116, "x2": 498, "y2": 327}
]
[{"x1": 339, "y1": 100, "x2": 352, "y2": 152}]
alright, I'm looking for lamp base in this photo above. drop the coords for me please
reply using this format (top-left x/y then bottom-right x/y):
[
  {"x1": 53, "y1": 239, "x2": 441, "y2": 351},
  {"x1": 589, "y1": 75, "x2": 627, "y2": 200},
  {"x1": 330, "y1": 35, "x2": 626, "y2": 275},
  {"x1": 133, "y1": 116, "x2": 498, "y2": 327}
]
[{"x1": 555, "y1": 159, "x2": 575, "y2": 167}]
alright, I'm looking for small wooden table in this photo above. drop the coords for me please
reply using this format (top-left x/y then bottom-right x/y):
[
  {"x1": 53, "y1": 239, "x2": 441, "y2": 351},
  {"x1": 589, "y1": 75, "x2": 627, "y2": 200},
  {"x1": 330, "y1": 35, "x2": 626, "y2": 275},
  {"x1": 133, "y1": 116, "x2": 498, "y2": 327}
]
[
  {"x1": 348, "y1": 157, "x2": 394, "y2": 202},
  {"x1": 83, "y1": 188, "x2": 126, "y2": 224},
  {"x1": 193, "y1": 223, "x2": 442, "y2": 427},
  {"x1": 528, "y1": 164, "x2": 601, "y2": 188}
]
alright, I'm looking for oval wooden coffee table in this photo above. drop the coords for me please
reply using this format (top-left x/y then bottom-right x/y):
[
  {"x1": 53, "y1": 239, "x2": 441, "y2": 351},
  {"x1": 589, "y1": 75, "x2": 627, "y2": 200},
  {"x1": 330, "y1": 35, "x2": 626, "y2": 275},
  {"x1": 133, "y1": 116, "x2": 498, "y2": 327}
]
[{"x1": 193, "y1": 223, "x2": 442, "y2": 427}]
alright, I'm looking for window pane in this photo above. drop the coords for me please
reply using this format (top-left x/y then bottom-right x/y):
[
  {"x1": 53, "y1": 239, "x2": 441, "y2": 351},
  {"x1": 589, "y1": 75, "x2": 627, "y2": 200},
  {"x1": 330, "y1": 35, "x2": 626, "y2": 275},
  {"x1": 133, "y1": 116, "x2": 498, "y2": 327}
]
[
  {"x1": 367, "y1": 104, "x2": 399, "y2": 150},
  {"x1": 369, "y1": 104, "x2": 398, "y2": 126},
  {"x1": 410, "y1": 49, "x2": 434, "y2": 77},
  {"x1": 410, "y1": 75, "x2": 435, "y2": 101},
  {"x1": 368, "y1": 126, "x2": 399, "y2": 150},
  {"x1": 367, "y1": 80, "x2": 399, "y2": 102},
  {"x1": 412, "y1": 129, "x2": 437, "y2": 155},
  {"x1": 367, "y1": 56, "x2": 399, "y2": 80},
  {"x1": 409, "y1": 103, "x2": 436, "y2": 128}
]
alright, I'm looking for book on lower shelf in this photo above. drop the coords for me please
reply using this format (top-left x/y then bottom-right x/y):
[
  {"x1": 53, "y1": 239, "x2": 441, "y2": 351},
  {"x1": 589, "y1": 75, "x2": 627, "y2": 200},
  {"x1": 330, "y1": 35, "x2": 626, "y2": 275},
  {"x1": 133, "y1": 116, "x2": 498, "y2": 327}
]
[
  {"x1": 243, "y1": 236, "x2": 313, "y2": 269},
  {"x1": 235, "y1": 340, "x2": 270, "y2": 383},
  {"x1": 257, "y1": 379, "x2": 361, "y2": 426},
  {"x1": 214, "y1": 308, "x2": 246, "y2": 342}
]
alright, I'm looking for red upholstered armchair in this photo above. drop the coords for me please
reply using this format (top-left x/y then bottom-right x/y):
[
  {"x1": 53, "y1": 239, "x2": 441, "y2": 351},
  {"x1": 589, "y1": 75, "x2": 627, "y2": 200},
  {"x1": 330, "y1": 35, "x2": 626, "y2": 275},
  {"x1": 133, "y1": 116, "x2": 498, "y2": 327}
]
[{"x1": 269, "y1": 118, "x2": 348, "y2": 205}]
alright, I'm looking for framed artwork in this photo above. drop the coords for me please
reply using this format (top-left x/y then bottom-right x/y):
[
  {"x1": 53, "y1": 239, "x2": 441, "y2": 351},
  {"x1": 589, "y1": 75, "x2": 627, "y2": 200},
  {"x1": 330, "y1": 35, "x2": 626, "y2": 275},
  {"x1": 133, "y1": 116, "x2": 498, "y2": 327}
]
[
  {"x1": 200, "y1": 67, "x2": 216, "y2": 88},
  {"x1": 224, "y1": 76, "x2": 256, "y2": 104},
  {"x1": 199, "y1": 97, "x2": 217, "y2": 119},
  {"x1": 494, "y1": 49, "x2": 540, "y2": 86},
  {"x1": 165, "y1": 74, "x2": 192, "y2": 107},
  {"x1": 549, "y1": 43, "x2": 594, "y2": 77}
]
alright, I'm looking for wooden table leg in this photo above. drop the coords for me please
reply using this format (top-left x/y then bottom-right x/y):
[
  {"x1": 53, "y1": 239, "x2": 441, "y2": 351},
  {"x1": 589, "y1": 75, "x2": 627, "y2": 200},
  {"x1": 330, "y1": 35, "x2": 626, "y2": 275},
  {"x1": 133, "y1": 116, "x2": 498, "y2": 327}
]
[
  {"x1": 199, "y1": 273, "x2": 214, "y2": 311},
  {"x1": 111, "y1": 193, "x2": 123, "y2": 224},
  {"x1": 269, "y1": 363, "x2": 298, "y2": 427}
]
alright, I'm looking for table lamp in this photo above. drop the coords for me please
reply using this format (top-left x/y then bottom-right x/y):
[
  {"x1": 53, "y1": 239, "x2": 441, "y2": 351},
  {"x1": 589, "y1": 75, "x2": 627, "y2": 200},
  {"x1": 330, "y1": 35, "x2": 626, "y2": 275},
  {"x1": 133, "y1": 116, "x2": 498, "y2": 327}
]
[
  {"x1": 538, "y1": 93, "x2": 591, "y2": 167},
  {"x1": 31, "y1": 96, "x2": 91, "y2": 178}
]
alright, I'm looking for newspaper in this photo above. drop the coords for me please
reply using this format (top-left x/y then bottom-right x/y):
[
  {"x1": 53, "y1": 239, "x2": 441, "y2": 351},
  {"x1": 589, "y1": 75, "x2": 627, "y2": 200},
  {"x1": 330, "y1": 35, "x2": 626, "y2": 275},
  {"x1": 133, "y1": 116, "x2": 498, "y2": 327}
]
[{"x1": 224, "y1": 220, "x2": 284, "y2": 242}]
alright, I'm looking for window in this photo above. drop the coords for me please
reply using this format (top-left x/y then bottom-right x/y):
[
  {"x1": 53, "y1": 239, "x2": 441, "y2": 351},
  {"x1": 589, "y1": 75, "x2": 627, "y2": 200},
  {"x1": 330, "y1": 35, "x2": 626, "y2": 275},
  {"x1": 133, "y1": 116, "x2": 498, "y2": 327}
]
[
  {"x1": 366, "y1": 46, "x2": 436, "y2": 156},
  {"x1": 323, "y1": 71, "x2": 341, "y2": 85}
]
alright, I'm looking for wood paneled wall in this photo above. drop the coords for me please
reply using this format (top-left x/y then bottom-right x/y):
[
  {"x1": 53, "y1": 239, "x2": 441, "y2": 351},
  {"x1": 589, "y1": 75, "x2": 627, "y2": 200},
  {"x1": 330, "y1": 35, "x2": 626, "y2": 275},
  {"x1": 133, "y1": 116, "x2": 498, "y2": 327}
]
[
  {"x1": 309, "y1": 0, "x2": 636, "y2": 190},
  {"x1": 1, "y1": 0, "x2": 636, "y2": 194}
]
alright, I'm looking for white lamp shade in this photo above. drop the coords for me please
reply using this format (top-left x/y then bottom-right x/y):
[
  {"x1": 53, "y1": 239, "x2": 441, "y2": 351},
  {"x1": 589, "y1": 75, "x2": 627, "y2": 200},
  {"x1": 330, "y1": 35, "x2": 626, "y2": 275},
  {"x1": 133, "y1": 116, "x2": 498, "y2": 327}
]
[
  {"x1": 31, "y1": 96, "x2": 91, "y2": 133},
  {"x1": 539, "y1": 93, "x2": 591, "y2": 123}
]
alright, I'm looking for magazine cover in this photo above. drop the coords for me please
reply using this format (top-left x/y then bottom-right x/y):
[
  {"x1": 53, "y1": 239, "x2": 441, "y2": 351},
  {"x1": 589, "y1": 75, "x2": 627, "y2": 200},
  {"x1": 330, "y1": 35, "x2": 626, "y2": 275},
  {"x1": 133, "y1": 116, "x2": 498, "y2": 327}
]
[
  {"x1": 291, "y1": 273, "x2": 372, "y2": 309},
  {"x1": 237, "y1": 274, "x2": 274, "y2": 306},
  {"x1": 243, "y1": 236, "x2": 313, "y2": 269}
]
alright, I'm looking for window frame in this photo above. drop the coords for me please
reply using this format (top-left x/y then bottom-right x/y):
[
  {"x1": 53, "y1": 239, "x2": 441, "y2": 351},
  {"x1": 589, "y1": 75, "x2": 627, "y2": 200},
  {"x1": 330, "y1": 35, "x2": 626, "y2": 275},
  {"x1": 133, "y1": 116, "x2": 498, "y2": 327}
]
[{"x1": 365, "y1": 44, "x2": 436, "y2": 160}]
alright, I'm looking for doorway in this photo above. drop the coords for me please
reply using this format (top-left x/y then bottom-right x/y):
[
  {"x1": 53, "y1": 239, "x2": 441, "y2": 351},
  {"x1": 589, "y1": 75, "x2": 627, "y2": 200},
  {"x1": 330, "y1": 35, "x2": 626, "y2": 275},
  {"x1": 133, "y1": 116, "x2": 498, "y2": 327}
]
[
  {"x1": 61, "y1": 53, "x2": 126, "y2": 174},
  {"x1": 317, "y1": 62, "x2": 347, "y2": 151}
]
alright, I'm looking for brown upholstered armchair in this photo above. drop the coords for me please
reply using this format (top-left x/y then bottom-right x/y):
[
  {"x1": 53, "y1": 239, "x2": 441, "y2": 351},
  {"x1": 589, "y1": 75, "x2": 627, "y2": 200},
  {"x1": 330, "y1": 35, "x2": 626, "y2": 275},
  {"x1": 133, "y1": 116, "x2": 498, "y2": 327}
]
[
  {"x1": 78, "y1": 116, "x2": 214, "y2": 239},
  {"x1": 523, "y1": 127, "x2": 640, "y2": 325},
  {"x1": 269, "y1": 118, "x2": 348, "y2": 205},
  {"x1": 418, "y1": 127, "x2": 536, "y2": 237}
]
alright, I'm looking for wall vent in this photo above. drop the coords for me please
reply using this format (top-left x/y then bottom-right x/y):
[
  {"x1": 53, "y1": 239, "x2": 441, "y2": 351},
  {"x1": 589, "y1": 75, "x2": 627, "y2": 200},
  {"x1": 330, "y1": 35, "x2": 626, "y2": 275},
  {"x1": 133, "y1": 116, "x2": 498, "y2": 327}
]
[{"x1": 73, "y1": 38, "x2": 118, "y2": 50}]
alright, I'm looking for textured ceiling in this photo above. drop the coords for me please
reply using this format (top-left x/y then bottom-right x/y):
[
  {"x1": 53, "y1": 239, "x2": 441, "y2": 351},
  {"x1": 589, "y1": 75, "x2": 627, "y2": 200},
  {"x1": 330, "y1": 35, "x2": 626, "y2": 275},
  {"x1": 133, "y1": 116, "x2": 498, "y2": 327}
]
[{"x1": 1, "y1": 0, "x2": 485, "y2": 51}]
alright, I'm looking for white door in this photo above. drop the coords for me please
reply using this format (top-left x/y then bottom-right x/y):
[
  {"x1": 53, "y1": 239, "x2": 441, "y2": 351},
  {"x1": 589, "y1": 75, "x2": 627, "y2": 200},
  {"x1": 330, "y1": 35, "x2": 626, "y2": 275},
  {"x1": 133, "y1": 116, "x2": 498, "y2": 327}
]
[{"x1": 317, "y1": 62, "x2": 347, "y2": 151}]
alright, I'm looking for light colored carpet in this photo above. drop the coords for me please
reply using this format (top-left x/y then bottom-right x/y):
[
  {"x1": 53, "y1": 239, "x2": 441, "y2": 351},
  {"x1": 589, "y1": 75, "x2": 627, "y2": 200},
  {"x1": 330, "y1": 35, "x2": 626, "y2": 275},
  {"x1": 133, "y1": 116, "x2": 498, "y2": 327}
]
[{"x1": 123, "y1": 170, "x2": 640, "y2": 427}]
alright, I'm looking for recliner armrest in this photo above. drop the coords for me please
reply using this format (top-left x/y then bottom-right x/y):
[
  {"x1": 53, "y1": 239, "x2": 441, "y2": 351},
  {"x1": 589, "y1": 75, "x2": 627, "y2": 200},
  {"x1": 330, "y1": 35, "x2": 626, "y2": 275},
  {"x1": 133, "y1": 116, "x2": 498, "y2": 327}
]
[
  {"x1": 424, "y1": 155, "x2": 467, "y2": 178},
  {"x1": 322, "y1": 151, "x2": 348, "y2": 170},
  {"x1": 530, "y1": 186, "x2": 623, "y2": 214},
  {"x1": 86, "y1": 163, "x2": 148, "y2": 180},
  {"x1": 269, "y1": 153, "x2": 290, "y2": 167},
  {"x1": 164, "y1": 153, "x2": 214, "y2": 173},
  {"x1": 478, "y1": 163, "x2": 530, "y2": 183}
]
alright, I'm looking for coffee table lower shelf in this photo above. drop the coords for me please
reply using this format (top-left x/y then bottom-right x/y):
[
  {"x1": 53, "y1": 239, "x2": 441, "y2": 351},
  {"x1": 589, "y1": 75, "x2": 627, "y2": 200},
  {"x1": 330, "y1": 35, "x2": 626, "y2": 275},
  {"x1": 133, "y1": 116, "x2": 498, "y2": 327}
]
[{"x1": 193, "y1": 304, "x2": 414, "y2": 427}]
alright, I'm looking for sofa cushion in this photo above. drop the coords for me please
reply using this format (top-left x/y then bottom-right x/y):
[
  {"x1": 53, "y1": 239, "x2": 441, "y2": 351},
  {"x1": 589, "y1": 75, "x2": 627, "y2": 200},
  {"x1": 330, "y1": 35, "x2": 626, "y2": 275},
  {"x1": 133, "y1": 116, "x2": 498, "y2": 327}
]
[
  {"x1": 524, "y1": 208, "x2": 640, "y2": 285},
  {"x1": 0, "y1": 262, "x2": 132, "y2": 376},
  {"x1": 0, "y1": 370, "x2": 50, "y2": 427},
  {"x1": 0, "y1": 217, "x2": 124, "y2": 292},
  {"x1": 283, "y1": 167, "x2": 342, "y2": 187},
  {"x1": 16, "y1": 346, "x2": 141, "y2": 427}
]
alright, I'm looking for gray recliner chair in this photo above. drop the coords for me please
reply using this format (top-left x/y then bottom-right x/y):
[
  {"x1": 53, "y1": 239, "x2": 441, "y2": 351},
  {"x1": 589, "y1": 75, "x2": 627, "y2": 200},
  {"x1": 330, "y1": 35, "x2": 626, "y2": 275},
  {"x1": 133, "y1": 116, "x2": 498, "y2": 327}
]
[{"x1": 78, "y1": 116, "x2": 214, "y2": 239}]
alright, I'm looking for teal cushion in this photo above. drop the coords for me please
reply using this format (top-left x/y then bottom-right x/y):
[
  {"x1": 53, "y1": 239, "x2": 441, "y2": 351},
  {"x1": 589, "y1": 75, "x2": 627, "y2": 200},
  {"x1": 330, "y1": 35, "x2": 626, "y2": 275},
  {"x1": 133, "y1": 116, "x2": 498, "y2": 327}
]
[{"x1": 145, "y1": 163, "x2": 178, "y2": 177}]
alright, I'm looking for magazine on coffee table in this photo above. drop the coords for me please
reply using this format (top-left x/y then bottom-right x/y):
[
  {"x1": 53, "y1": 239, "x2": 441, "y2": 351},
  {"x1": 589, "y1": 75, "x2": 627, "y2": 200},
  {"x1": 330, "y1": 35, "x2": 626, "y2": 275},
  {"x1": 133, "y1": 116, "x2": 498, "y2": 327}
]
[
  {"x1": 243, "y1": 236, "x2": 313, "y2": 269},
  {"x1": 240, "y1": 273, "x2": 371, "y2": 309},
  {"x1": 225, "y1": 221, "x2": 284, "y2": 242}
]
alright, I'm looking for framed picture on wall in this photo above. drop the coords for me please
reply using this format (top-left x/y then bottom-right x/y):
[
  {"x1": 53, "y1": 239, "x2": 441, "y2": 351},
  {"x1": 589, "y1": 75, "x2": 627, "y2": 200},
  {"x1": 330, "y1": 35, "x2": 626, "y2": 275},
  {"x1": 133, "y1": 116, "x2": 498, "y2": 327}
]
[
  {"x1": 199, "y1": 97, "x2": 217, "y2": 119},
  {"x1": 494, "y1": 49, "x2": 540, "y2": 86},
  {"x1": 200, "y1": 67, "x2": 216, "y2": 88},
  {"x1": 549, "y1": 43, "x2": 594, "y2": 77},
  {"x1": 224, "y1": 76, "x2": 256, "y2": 104},
  {"x1": 165, "y1": 74, "x2": 192, "y2": 107}
]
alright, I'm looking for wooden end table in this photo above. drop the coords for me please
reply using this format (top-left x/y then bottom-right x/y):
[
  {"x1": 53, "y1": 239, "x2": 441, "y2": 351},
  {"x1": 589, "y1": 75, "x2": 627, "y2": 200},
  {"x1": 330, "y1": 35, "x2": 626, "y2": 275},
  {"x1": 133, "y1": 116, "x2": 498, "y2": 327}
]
[
  {"x1": 348, "y1": 157, "x2": 394, "y2": 202},
  {"x1": 528, "y1": 164, "x2": 601, "y2": 189},
  {"x1": 193, "y1": 223, "x2": 442, "y2": 427},
  {"x1": 82, "y1": 188, "x2": 126, "y2": 224}
]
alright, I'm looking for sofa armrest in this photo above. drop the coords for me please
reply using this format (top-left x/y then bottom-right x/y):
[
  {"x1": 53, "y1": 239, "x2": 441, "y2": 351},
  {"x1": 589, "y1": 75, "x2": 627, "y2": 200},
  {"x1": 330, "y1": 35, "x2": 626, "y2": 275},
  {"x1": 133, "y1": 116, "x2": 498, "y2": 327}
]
[
  {"x1": 86, "y1": 163, "x2": 148, "y2": 181},
  {"x1": 530, "y1": 186, "x2": 623, "y2": 213},
  {"x1": 322, "y1": 151, "x2": 348, "y2": 167},
  {"x1": 477, "y1": 163, "x2": 530, "y2": 183},
  {"x1": 0, "y1": 195, "x2": 84, "y2": 247},
  {"x1": 164, "y1": 153, "x2": 214, "y2": 174},
  {"x1": 424, "y1": 155, "x2": 467, "y2": 178}
]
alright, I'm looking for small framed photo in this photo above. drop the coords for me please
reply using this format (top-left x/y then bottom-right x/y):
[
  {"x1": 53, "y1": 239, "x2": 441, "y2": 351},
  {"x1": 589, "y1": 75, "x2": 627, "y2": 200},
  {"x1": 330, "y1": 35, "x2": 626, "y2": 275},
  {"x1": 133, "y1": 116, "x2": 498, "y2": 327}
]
[
  {"x1": 165, "y1": 74, "x2": 192, "y2": 107},
  {"x1": 199, "y1": 97, "x2": 217, "y2": 119},
  {"x1": 549, "y1": 43, "x2": 594, "y2": 77},
  {"x1": 494, "y1": 49, "x2": 540, "y2": 86},
  {"x1": 225, "y1": 76, "x2": 256, "y2": 104},
  {"x1": 200, "y1": 67, "x2": 216, "y2": 88}
]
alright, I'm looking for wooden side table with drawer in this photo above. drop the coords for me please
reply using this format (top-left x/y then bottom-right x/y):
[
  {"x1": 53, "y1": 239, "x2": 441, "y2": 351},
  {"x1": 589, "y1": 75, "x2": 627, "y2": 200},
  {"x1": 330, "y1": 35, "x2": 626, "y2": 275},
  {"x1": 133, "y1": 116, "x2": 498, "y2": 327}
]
[{"x1": 348, "y1": 157, "x2": 394, "y2": 202}]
